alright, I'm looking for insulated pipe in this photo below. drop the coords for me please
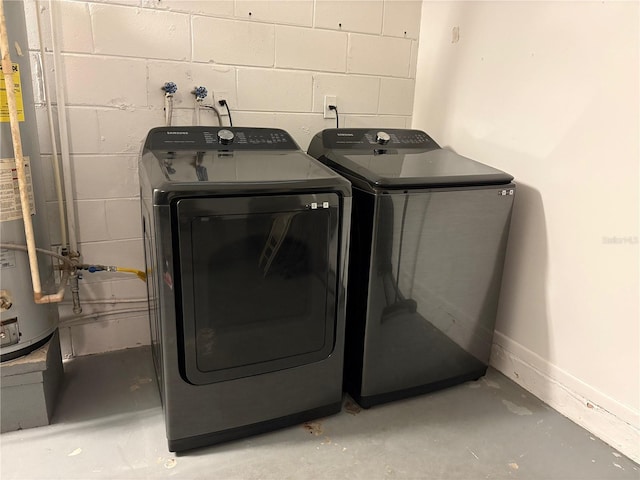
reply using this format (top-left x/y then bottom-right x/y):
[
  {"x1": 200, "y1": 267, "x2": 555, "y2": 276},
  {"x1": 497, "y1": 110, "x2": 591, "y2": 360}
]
[
  {"x1": 0, "y1": 0, "x2": 42, "y2": 297},
  {"x1": 35, "y1": 0, "x2": 67, "y2": 250},
  {"x1": 48, "y1": 0, "x2": 78, "y2": 255}
]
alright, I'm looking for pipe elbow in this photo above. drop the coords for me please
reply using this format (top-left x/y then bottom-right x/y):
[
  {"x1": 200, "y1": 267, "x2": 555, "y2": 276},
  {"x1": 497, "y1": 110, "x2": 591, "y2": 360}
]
[{"x1": 34, "y1": 292, "x2": 55, "y2": 304}]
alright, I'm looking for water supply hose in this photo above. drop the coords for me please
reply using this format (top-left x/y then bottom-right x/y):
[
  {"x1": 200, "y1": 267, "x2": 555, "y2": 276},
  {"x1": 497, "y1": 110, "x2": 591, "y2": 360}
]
[
  {"x1": 162, "y1": 82, "x2": 177, "y2": 126},
  {"x1": 78, "y1": 264, "x2": 147, "y2": 282},
  {"x1": 193, "y1": 86, "x2": 207, "y2": 126},
  {"x1": 115, "y1": 267, "x2": 147, "y2": 282}
]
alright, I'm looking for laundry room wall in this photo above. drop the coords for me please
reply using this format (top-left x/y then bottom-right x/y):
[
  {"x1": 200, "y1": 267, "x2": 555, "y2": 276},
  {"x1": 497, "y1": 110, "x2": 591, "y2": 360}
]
[
  {"x1": 22, "y1": 0, "x2": 422, "y2": 358},
  {"x1": 412, "y1": 1, "x2": 639, "y2": 462}
]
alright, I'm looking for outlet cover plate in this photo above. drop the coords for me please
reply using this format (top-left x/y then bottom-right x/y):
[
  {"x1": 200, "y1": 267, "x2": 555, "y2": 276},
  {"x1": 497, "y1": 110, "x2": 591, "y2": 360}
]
[{"x1": 324, "y1": 95, "x2": 337, "y2": 119}]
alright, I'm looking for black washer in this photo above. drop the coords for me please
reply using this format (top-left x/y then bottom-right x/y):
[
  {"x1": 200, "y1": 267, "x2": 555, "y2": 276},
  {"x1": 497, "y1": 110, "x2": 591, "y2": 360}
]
[{"x1": 308, "y1": 128, "x2": 515, "y2": 408}]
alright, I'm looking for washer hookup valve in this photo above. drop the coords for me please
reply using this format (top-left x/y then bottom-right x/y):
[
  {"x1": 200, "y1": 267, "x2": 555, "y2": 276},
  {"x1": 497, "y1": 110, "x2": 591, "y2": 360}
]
[
  {"x1": 162, "y1": 82, "x2": 178, "y2": 95},
  {"x1": 193, "y1": 86, "x2": 208, "y2": 100}
]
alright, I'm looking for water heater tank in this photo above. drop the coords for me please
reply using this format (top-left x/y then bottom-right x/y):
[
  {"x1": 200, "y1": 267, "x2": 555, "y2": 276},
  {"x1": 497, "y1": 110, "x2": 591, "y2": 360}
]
[{"x1": 1, "y1": 0, "x2": 59, "y2": 361}]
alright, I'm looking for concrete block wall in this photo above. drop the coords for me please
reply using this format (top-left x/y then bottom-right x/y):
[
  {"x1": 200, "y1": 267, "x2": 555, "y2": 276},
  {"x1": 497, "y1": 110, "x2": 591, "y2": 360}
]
[{"x1": 23, "y1": 0, "x2": 422, "y2": 357}]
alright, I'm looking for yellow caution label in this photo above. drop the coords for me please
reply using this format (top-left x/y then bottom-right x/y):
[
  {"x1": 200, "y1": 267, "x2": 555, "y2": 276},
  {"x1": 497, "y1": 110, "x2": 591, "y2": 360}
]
[{"x1": 0, "y1": 63, "x2": 25, "y2": 123}]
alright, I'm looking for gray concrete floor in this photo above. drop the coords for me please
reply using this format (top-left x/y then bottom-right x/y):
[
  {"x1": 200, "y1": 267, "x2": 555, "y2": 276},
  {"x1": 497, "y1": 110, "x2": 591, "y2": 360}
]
[{"x1": 1, "y1": 346, "x2": 638, "y2": 479}]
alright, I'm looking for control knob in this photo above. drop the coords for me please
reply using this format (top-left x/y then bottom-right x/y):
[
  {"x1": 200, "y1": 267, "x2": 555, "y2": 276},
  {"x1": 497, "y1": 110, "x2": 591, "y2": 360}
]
[
  {"x1": 217, "y1": 129, "x2": 234, "y2": 145},
  {"x1": 376, "y1": 131, "x2": 390, "y2": 145}
]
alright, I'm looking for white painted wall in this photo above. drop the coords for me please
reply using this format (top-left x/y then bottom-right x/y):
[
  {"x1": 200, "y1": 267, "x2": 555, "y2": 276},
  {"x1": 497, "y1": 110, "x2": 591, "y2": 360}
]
[
  {"x1": 22, "y1": 0, "x2": 422, "y2": 357},
  {"x1": 412, "y1": 1, "x2": 639, "y2": 461}
]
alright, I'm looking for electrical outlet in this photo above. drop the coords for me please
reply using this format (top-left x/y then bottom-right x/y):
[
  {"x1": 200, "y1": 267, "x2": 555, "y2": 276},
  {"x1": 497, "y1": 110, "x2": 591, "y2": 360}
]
[
  {"x1": 324, "y1": 95, "x2": 337, "y2": 119},
  {"x1": 212, "y1": 91, "x2": 230, "y2": 116}
]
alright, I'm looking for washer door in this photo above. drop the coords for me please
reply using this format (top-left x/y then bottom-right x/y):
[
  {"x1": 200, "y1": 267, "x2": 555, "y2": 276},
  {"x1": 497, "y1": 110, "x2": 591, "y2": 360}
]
[{"x1": 175, "y1": 193, "x2": 341, "y2": 385}]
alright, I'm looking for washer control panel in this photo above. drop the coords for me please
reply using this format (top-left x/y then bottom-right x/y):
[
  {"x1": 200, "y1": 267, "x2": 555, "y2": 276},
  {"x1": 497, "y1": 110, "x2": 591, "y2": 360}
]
[
  {"x1": 322, "y1": 129, "x2": 439, "y2": 149},
  {"x1": 148, "y1": 127, "x2": 299, "y2": 150}
]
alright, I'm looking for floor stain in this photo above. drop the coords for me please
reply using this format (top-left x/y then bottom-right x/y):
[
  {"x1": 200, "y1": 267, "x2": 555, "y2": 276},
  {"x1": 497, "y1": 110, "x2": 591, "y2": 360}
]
[
  {"x1": 130, "y1": 376, "x2": 152, "y2": 392},
  {"x1": 303, "y1": 421, "x2": 323, "y2": 436},
  {"x1": 482, "y1": 378, "x2": 501, "y2": 389},
  {"x1": 131, "y1": 376, "x2": 152, "y2": 385},
  {"x1": 344, "y1": 400, "x2": 362, "y2": 415},
  {"x1": 502, "y1": 399, "x2": 532, "y2": 416}
]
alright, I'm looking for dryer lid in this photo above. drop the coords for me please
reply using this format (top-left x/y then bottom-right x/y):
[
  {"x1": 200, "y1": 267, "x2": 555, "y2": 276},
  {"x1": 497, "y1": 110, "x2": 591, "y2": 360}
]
[
  {"x1": 143, "y1": 127, "x2": 347, "y2": 185},
  {"x1": 155, "y1": 150, "x2": 339, "y2": 184}
]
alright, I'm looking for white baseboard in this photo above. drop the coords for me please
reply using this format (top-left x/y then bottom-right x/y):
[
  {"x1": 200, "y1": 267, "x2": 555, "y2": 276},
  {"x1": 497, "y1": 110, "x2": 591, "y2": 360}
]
[{"x1": 490, "y1": 331, "x2": 640, "y2": 464}]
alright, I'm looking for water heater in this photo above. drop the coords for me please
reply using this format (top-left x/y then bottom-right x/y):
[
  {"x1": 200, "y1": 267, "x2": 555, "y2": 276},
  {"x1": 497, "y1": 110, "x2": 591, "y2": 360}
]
[{"x1": 1, "y1": 0, "x2": 59, "y2": 361}]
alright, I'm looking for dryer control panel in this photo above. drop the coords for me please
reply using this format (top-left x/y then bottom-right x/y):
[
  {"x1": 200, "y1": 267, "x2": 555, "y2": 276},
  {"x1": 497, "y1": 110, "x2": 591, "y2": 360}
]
[
  {"x1": 146, "y1": 127, "x2": 299, "y2": 151},
  {"x1": 320, "y1": 129, "x2": 440, "y2": 150}
]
